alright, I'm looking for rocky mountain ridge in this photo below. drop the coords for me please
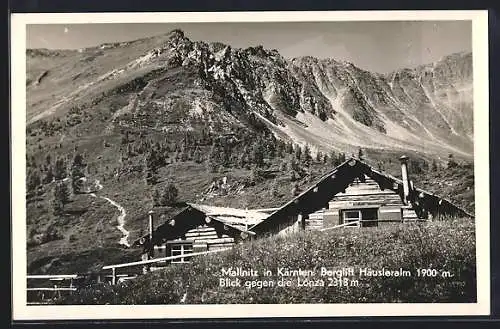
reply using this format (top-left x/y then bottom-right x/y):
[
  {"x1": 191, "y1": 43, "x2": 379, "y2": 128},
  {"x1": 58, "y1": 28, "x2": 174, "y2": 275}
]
[{"x1": 27, "y1": 29, "x2": 473, "y2": 158}]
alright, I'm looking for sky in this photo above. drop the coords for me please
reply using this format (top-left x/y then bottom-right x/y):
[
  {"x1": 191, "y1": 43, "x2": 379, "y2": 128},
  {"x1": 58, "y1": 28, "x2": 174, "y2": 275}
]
[{"x1": 26, "y1": 21, "x2": 472, "y2": 74}]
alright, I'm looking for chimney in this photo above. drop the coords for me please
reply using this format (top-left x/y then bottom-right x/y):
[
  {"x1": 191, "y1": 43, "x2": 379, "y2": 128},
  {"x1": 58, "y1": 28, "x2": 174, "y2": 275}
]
[
  {"x1": 148, "y1": 210, "x2": 155, "y2": 257},
  {"x1": 399, "y1": 155, "x2": 410, "y2": 205}
]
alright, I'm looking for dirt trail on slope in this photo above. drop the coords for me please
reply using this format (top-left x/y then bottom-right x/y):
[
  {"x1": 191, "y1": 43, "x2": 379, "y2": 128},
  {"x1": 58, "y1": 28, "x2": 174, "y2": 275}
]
[
  {"x1": 86, "y1": 178, "x2": 130, "y2": 247},
  {"x1": 100, "y1": 196, "x2": 130, "y2": 247}
]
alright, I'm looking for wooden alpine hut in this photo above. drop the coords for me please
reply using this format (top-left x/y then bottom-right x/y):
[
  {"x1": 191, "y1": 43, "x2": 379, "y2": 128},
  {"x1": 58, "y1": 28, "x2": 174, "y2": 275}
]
[{"x1": 134, "y1": 155, "x2": 473, "y2": 263}]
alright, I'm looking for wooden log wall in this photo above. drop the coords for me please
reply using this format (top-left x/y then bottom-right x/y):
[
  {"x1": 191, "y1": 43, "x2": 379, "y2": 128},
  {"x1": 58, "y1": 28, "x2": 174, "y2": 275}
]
[
  {"x1": 307, "y1": 175, "x2": 407, "y2": 228},
  {"x1": 157, "y1": 225, "x2": 235, "y2": 260},
  {"x1": 305, "y1": 213, "x2": 324, "y2": 231},
  {"x1": 275, "y1": 215, "x2": 302, "y2": 237},
  {"x1": 251, "y1": 159, "x2": 362, "y2": 236}
]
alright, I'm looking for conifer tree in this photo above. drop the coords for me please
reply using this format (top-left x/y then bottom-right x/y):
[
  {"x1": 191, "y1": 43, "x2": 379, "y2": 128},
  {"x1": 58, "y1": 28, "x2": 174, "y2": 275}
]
[
  {"x1": 160, "y1": 183, "x2": 179, "y2": 206},
  {"x1": 431, "y1": 159, "x2": 439, "y2": 171},
  {"x1": 316, "y1": 151, "x2": 323, "y2": 163},
  {"x1": 410, "y1": 159, "x2": 423, "y2": 174},
  {"x1": 358, "y1": 147, "x2": 364, "y2": 159},
  {"x1": 250, "y1": 165, "x2": 264, "y2": 184},
  {"x1": 52, "y1": 181, "x2": 70, "y2": 215},
  {"x1": 329, "y1": 150, "x2": 337, "y2": 166},
  {"x1": 276, "y1": 140, "x2": 285, "y2": 158},
  {"x1": 422, "y1": 160, "x2": 429, "y2": 172},
  {"x1": 269, "y1": 179, "x2": 280, "y2": 197},
  {"x1": 289, "y1": 156, "x2": 300, "y2": 172},
  {"x1": 193, "y1": 147, "x2": 203, "y2": 163},
  {"x1": 266, "y1": 140, "x2": 276, "y2": 159},
  {"x1": 294, "y1": 144, "x2": 302, "y2": 161},
  {"x1": 43, "y1": 165, "x2": 54, "y2": 184},
  {"x1": 180, "y1": 146, "x2": 189, "y2": 162},
  {"x1": 145, "y1": 166, "x2": 158, "y2": 185},
  {"x1": 121, "y1": 132, "x2": 129, "y2": 145},
  {"x1": 126, "y1": 144, "x2": 134, "y2": 157},
  {"x1": 252, "y1": 141, "x2": 265, "y2": 168},
  {"x1": 338, "y1": 152, "x2": 346, "y2": 164},
  {"x1": 146, "y1": 149, "x2": 159, "y2": 170},
  {"x1": 237, "y1": 152, "x2": 247, "y2": 169},
  {"x1": 152, "y1": 187, "x2": 162, "y2": 206},
  {"x1": 71, "y1": 153, "x2": 86, "y2": 194},
  {"x1": 207, "y1": 144, "x2": 220, "y2": 172},
  {"x1": 221, "y1": 147, "x2": 231, "y2": 167},
  {"x1": 302, "y1": 144, "x2": 312, "y2": 165},
  {"x1": 447, "y1": 153, "x2": 458, "y2": 169},
  {"x1": 27, "y1": 170, "x2": 41, "y2": 195}
]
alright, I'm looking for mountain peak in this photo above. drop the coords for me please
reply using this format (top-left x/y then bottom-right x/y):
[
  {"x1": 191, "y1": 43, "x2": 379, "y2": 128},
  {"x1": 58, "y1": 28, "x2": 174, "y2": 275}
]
[{"x1": 168, "y1": 29, "x2": 185, "y2": 39}]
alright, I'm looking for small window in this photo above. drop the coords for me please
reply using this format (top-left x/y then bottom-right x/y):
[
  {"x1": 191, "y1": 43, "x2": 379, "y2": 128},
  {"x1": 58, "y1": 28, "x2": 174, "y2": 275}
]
[
  {"x1": 342, "y1": 210, "x2": 361, "y2": 227},
  {"x1": 341, "y1": 208, "x2": 379, "y2": 227},
  {"x1": 170, "y1": 242, "x2": 194, "y2": 263},
  {"x1": 361, "y1": 208, "x2": 378, "y2": 227},
  {"x1": 345, "y1": 211, "x2": 361, "y2": 219}
]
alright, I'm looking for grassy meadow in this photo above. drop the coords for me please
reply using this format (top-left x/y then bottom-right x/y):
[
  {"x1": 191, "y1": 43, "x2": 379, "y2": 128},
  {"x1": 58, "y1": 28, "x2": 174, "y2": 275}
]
[{"x1": 59, "y1": 218, "x2": 476, "y2": 304}]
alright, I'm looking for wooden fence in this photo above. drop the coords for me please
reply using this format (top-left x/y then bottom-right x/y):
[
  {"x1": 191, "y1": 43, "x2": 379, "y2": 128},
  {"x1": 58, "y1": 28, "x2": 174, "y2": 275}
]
[
  {"x1": 102, "y1": 247, "x2": 232, "y2": 284},
  {"x1": 26, "y1": 247, "x2": 233, "y2": 305},
  {"x1": 27, "y1": 274, "x2": 79, "y2": 305}
]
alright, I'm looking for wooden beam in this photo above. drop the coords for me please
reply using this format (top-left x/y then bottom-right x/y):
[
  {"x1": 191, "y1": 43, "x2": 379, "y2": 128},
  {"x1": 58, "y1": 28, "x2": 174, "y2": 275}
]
[
  {"x1": 27, "y1": 274, "x2": 78, "y2": 279},
  {"x1": 320, "y1": 221, "x2": 361, "y2": 232},
  {"x1": 27, "y1": 287, "x2": 78, "y2": 291}
]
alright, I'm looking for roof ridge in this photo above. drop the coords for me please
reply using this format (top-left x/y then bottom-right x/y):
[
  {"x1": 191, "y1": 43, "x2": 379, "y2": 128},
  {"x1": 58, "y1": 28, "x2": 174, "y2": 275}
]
[
  {"x1": 248, "y1": 157, "x2": 357, "y2": 231},
  {"x1": 188, "y1": 202, "x2": 276, "y2": 214}
]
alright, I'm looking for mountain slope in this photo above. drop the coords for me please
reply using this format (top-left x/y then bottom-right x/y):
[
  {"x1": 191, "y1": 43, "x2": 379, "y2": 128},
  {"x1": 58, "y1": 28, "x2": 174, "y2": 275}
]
[
  {"x1": 27, "y1": 30, "x2": 473, "y2": 158},
  {"x1": 285, "y1": 53, "x2": 472, "y2": 157}
]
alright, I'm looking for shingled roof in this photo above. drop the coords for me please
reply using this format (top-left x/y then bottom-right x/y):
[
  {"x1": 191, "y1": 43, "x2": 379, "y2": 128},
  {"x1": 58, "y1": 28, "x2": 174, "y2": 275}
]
[
  {"x1": 187, "y1": 203, "x2": 267, "y2": 230},
  {"x1": 132, "y1": 203, "x2": 266, "y2": 247}
]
